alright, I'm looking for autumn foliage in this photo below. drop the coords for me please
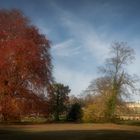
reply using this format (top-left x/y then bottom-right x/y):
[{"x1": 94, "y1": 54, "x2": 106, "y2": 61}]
[{"x1": 0, "y1": 9, "x2": 52, "y2": 121}]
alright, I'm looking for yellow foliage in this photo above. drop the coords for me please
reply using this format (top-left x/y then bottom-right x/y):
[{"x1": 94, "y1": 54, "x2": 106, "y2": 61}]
[{"x1": 82, "y1": 100, "x2": 106, "y2": 122}]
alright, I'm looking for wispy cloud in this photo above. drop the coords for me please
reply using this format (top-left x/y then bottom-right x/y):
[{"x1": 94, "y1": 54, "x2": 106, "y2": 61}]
[
  {"x1": 52, "y1": 39, "x2": 81, "y2": 57},
  {"x1": 59, "y1": 11, "x2": 110, "y2": 63}
]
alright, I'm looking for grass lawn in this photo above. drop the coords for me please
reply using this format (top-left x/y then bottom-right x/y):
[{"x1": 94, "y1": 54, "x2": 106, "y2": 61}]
[{"x1": 0, "y1": 123, "x2": 140, "y2": 140}]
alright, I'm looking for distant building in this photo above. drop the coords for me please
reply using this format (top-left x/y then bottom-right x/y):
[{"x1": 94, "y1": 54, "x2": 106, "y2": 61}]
[
  {"x1": 119, "y1": 101, "x2": 140, "y2": 120},
  {"x1": 126, "y1": 101, "x2": 140, "y2": 113}
]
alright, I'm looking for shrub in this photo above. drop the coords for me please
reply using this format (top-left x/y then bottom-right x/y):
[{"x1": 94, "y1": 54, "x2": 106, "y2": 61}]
[{"x1": 67, "y1": 103, "x2": 83, "y2": 122}]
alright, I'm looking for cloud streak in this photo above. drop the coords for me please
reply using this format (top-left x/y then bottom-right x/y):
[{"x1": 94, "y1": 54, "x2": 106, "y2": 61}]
[
  {"x1": 52, "y1": 39, "x2": 81, "y2": 57},
  {"x1": 59, "y1": 11, "x2": 110, "y2": 63}
]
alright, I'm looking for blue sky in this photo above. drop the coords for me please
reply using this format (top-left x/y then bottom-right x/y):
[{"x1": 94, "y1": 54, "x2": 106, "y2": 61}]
[{"x1": 1, "y1": 0, "x2": 140, "y2": 101}]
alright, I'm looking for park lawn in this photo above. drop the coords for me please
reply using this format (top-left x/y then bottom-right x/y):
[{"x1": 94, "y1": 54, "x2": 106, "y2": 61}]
[{"x1": 0, "y1": 123, "x2": 140, "y2": 140}]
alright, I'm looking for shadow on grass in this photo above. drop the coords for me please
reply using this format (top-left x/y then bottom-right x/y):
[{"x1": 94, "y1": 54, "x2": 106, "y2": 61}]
[{"x1": 0, "y1": 129, "x2": 140, "y2": 140}]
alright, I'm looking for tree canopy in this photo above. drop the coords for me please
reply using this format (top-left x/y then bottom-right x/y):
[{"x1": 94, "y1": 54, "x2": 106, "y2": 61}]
[{"x1": 0, "y1": 9, "x2": 53, "y2": 121}]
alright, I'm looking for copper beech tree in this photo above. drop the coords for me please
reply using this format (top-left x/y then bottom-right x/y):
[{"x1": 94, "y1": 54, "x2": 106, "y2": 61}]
[{"x1": 0, "y1": 9, "x2": 52, "y2": 121}]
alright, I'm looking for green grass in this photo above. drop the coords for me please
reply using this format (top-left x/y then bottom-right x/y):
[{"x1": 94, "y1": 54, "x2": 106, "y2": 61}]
[
  {"x1": 0, "y1": 123, "x2": 140, "y2": 140},
  {"x1": 115, "y1": 120, "x2": 140, "y2": 126}
]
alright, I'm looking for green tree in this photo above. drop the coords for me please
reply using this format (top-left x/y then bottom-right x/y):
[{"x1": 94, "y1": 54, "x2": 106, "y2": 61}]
[{"x1": 50, "y1": 83, "x2": 70, "y2": 121}]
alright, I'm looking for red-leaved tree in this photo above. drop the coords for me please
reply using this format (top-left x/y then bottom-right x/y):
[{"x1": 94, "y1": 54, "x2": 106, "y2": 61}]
[{"x1": 0, "y1": 9, "x2": 53, "y2": 121}]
